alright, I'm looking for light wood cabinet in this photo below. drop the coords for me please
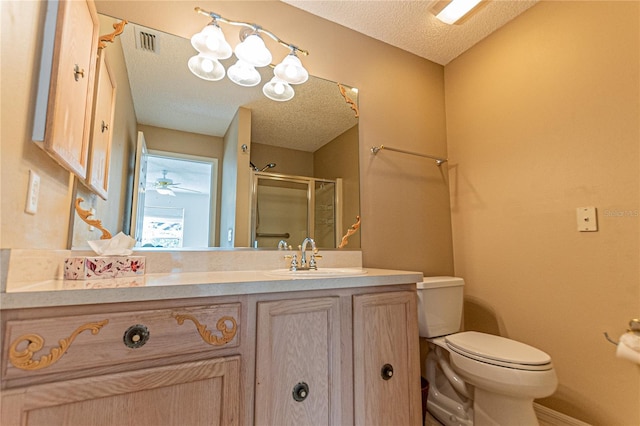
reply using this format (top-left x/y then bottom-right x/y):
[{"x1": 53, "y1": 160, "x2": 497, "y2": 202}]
[
  {"x1": 86, "y1": 49, "x2": 116, "y2": 199},
  {"x1": 2, "y1": 284, "x2": 421, "y2": 425},
  {"x1": 3, "y1": 303, "x2": 240, "y2": 383},
  {"x1": 353, "y1": 291, "x2": 423, "y2": 426},
  {"x1": 1, "y1": 298, "x2": 245, "y2": 425},
  {"x1": 33, "y1": 0, "x2": 100, "y2": 179},
  {"x1": 254, "y1": 297, "x2": 342, "y2": 425},
  {"x1": 250, "y1": 287, "x2": 422, "y2": 426},
  {"x1": 1, "y1": 356, "x2": 240, "y2": 426}
]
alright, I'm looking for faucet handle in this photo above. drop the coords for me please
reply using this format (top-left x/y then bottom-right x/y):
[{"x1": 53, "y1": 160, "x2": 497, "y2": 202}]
[
  {"x1": 284, "y1": 253, "x2": 298, "y2": 271},
  {"x1": 309, "y1": 254, "x2": 322, "y2": 270}
]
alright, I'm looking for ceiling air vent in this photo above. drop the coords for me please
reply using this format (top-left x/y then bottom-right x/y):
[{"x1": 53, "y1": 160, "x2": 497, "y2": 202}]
[{"x1": 134, "y1": 27, "x2": 160, "y2": 54}]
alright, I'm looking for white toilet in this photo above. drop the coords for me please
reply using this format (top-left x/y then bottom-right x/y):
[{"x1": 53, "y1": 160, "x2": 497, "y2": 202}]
[{"x1": 417, "y1": 277, "x2": 558, "y2": 426}]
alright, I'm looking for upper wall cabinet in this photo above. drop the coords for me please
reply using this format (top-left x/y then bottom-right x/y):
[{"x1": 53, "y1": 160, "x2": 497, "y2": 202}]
[
  {"x1": 86, "y1": 50, "x2": 116, "y2": 199},
  {"x1": 32, "y1": 0, "x2": 100, "y2": 180}
]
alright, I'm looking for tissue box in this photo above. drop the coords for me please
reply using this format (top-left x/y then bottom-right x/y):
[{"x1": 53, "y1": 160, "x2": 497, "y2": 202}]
[
  {"x1": 64, "y1": 256, "x2": 146, "y2": 280},
  {"x1": 63, "y1": 276, "x2": 146, "y2": 289}
]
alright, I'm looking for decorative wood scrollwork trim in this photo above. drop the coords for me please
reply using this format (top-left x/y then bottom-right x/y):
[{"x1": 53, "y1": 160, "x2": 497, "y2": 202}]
[
  {"x1": 338, "y1": 215, "x2": 361, "y2": 249},
  {"x1": 98, "y1": 20, "x2": 128, "y2": 50},
  {"x1": 174, "y1": 314, "x2": 237, "y2": 346},
  {"x1": 74, "y1": 197, "x2": 112, "y2": 239},
  {"x1": 9, "y1": 320, "x2": 109, "y2": 371},
  {"x1": 338, "y1": 83, "x2": 359, "y2": 118}
]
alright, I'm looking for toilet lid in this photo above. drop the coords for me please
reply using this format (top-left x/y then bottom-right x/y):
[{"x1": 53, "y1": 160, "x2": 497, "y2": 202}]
[{"x1": 446, "y1": 331, "x2": 552, "y2": 370}]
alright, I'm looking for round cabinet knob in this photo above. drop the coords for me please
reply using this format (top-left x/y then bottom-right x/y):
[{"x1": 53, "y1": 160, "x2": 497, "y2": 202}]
[
  {"x1": 292, "y1": 382, "x2": 309, "y2": 402},
  {"x1": 123, "y1": 324, "x2": 150, "y2": 349},
  {"x1": 381, "y1": 363, "x2": 394, "y2": 380}
]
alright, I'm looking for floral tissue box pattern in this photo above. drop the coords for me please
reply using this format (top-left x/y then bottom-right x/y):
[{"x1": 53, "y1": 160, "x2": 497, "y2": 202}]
[{"x1": 64, "y1": 256, "x2": 146, "y2": 280}]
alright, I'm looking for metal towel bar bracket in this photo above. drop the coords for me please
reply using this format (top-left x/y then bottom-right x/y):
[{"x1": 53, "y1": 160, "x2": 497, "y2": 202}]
[{"x1": 371, "y1": 145, "x2": 447, "y2": 166}]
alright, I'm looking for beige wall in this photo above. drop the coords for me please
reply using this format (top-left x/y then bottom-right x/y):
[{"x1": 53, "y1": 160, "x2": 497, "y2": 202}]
[
  {"x1": 315, "y1": 125, "x2": 361, "y2": 249},
  {"x1": 1, "y1": 1, "x2": 74, "y2": 249},
  {"x1": 250, "y1": 142, "x2": 314, "y2": 177},
  {"x1": 138, "y1": 124, "x2": 223, "y2": 159},
  {"x1": 219, "y1": 107, "x2": 252, "y2": 247},
  {"x1": 445, "y1": 2, "x2": 639, "y2": 424}
]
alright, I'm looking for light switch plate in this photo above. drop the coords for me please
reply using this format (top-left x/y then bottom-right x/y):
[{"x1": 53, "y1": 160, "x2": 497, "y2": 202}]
[
  {"x1": 577, "y1": 207, "x2": 597, "y2": 231},
  {"x1": 25, "y1": 170, "x2": 40, "y2": 215}
]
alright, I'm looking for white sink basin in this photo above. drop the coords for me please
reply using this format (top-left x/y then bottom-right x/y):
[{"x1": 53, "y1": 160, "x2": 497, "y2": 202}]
[{"x1": 266, "y1": 268, "x2": 368, "y2": 279}]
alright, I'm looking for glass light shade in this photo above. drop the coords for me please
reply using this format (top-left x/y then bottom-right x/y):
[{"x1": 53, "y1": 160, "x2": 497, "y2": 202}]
[
  {"x1": 274, "y1": 53, "x2": 308, "y2": 84},
  {"x1": 227, "y1": 60, "x2": 261, "y2": 87},
  {"x1": 188, "y1": 54, "x2": 225, "y2": 81},
  {"x1": 263, "y1": 77, "x2": 294, "y2": 101},
  {"x1": 190, "y1": 24, "x2": 232, "y2": 59},
  {"x1": 191, "y1": 24, "x2": 232, "y2": 59},
  {"x1": 234, "y1": 34, "x2": 272, "y2": 67}
]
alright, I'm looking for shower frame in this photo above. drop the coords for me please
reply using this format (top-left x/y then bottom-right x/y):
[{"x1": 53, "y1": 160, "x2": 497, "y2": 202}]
[{"x1": 250, "y1": 171, "x2": 343, "y2": 248}]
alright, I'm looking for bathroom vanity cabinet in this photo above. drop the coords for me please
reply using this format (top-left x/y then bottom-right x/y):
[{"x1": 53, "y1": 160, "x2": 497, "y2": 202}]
[
  {"x1": 250, "y1": 286, "x2": 422, "y2": 425},
  {"x1": 1, "y1": 275, "x2": 422, "y2": 425},
  {"x1": 1, "y1": 300, "x2": 244, "y2": 425}
]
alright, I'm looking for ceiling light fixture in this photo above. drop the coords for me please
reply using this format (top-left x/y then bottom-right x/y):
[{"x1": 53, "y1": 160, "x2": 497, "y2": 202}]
[
  {"x1": 189, "y1": 7, "x2": 309, "y2": 101},
  {"x1": 435, "y1": 0, "x2": 483, "y2": 25}
]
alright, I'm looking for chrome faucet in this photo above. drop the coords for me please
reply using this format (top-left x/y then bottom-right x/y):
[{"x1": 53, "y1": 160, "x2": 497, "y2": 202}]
[
  {"x1": 277, "y1": 240, "x2": 291, "y2": 250},
  {"x1": 284, "y1": 237, "x2": 321, "y2": 271},
  {"x1": 300, "y1": 237, "x2": 318, "y2": 270}
]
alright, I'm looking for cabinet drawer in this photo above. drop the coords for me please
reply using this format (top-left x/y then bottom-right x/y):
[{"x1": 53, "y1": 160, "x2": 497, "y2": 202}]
[
  {"x1": 3, "y1": 303, "x2": 240, "y2": 381},
  {"x1": 1, "y1": 356, "x2": 241, "y2": 426}
]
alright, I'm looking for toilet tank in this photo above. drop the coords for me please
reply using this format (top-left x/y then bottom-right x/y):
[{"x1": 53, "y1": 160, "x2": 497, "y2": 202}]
[{"x1": 416, "y1": 276, "x2": 465, "y2": 338}]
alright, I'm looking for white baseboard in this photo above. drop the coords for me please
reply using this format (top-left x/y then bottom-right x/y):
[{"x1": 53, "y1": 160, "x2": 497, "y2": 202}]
[{"x1": 534, "y1": 403, "x2": 591, "y2": 426}]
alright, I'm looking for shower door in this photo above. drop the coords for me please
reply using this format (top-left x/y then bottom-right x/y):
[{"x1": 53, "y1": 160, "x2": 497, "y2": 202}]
[{"x1": 251, "y1": 172, "x2": 342, "y2": 249}]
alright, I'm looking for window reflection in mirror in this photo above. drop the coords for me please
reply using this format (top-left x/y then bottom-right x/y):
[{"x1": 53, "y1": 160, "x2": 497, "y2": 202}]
[{"x1": 70, "y1": 13, "x2": 359, "y2": 250}]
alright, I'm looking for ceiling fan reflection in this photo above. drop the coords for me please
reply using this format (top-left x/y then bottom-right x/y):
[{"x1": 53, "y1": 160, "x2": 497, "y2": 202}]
[{"x1": 150, "y1": 170, "x2": 201, "y2": 196}]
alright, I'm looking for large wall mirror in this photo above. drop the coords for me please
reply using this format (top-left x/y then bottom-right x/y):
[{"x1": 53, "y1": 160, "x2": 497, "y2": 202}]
[{"x1": 70, "y1": 4, "x2": 360, "y2": 251}]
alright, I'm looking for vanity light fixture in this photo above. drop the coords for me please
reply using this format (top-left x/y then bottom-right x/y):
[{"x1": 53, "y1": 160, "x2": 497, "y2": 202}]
[
  {"x1": 435, "y1": 0, "x2": 483, "y2": 25},
  {"x1": 189, "y1": 7, "x2": 309, "y2": 100}
]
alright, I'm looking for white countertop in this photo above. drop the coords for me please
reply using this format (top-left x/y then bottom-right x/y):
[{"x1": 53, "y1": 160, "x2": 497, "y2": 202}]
[{"x1": 1, "y1": 268, "x2": 423, "y2": 310}]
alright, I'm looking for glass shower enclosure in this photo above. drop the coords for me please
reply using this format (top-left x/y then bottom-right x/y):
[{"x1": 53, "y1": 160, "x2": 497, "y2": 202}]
[{"x1": 251, "y1": 171, "x2": 343, "y2": 249}]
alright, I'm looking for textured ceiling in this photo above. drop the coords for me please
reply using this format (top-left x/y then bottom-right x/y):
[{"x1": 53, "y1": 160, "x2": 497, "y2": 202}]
[{"x1": 281, "y1": 0, "x2": 539, "y2": 65}]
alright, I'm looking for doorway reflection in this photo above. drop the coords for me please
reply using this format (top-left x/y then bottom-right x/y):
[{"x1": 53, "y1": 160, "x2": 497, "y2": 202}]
[{"x1": 138, "y1": 153, "x2": 216, "y2": 248}]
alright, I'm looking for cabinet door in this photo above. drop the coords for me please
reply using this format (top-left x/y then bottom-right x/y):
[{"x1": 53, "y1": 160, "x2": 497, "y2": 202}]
[
  {"x1": 353, "y1": 291, "x2": 422, "y2": 426},
  {"x1": 1, "y1": 356, "x2": 240, "y2": 426},
  {"x1": 255, "y1": 297, "x2": 341, "y2": 425},
  {"x1": 86, "y1": 49, "x2": 116, "y2": 199},
  {"x1": 41, "y1": 0, "x2": 100, "y2": 179}
]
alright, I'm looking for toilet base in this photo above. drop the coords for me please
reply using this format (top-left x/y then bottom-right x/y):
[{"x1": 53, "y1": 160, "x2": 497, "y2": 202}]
[
  {"x1": 426, "y1": 341, "x2": 473, "y2": 426},
  {"x1": 473, "y1": 389, "x2": 538, "y2": 426},
  {"x1": 427, "y1": 399, "x2": 473, "y2": 426}
]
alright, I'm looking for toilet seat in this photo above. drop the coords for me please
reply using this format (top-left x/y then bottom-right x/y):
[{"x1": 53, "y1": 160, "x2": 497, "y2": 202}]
[{"x1": 445, "y1": 331, "x2": 553, "y2": 371}]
